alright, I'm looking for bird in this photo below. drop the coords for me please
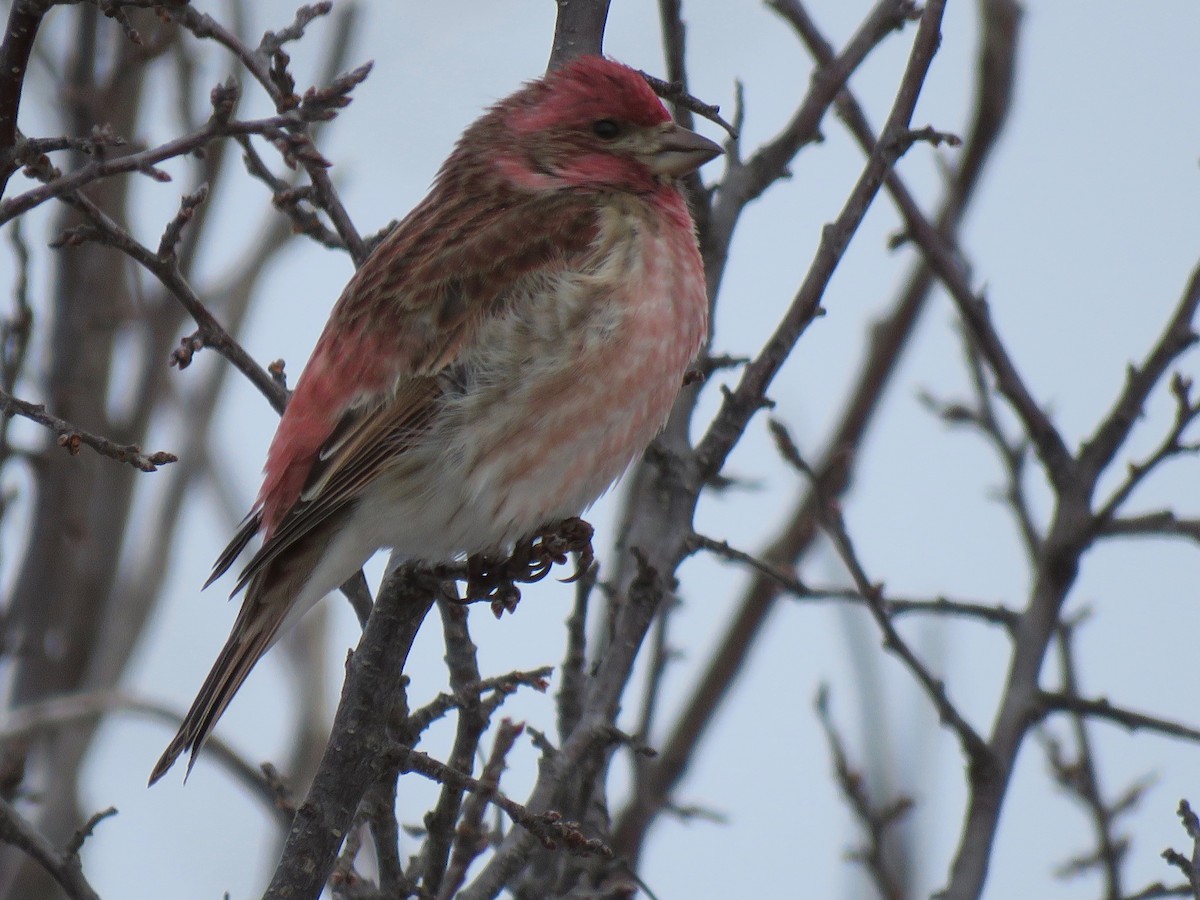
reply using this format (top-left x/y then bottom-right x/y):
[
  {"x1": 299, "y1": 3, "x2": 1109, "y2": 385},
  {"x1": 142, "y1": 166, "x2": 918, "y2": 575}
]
[{"x1": 150, "y1": 55, "x2": 722, "y2": 784}]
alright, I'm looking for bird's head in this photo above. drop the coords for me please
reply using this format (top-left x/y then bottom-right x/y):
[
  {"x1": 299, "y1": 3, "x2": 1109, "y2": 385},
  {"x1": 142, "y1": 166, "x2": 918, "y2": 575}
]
[{"x1": 481, "y1": 56, "x2": 723, "y2": 196}]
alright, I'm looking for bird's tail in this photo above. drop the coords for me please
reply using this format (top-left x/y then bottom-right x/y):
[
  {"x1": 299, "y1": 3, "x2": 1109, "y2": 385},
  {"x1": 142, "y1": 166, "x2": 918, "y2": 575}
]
[
  {"x1": 148, "y1": 580, "x2": 284, "y2": 785},
  {"x1": 150, "y1": 505, "x2": 358, "y2": 785}
]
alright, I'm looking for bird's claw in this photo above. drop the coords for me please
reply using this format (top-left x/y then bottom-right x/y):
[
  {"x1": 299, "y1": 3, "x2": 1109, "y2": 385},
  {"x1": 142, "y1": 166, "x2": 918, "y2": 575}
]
[
  {"x1": 551, "y1": 517, "x2": 595, "y2": 584},
  {"x1": 463, "y1": 517, "x2": 595, "y2": 616}
]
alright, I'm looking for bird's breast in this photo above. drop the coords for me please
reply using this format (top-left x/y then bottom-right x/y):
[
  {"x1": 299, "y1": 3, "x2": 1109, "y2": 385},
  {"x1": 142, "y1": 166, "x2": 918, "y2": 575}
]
[{"x1": 434, "y1": 194, "x2": 708, "y2": 550}]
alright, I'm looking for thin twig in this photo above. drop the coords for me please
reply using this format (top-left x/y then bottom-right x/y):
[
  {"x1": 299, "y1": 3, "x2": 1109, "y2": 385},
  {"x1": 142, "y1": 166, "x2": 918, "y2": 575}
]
[
  {"x1": 1080, "y1": 266, "x2": 1200, "y2": 482},
  {"x1": 1093, "y1": 371, "x2": 1200, "y2": 527},
  {"x1": 769, "y1": 418, "x2": 991, "y2": 766},
  {"x1": 1036, "y1": 694, "x2": 1200, "y2": 745},
  {"x1": 166, "y1": 2, "x2": 368, "y2": 262},
  {"x1": 2, "y1": 104, "x2": 360, "y2": 225},
  {"x1": 690, "y1": 531, "x2": 1020, "y2": 630},
  {"x1": 397, "y1": 745, "x2": 610, "y2": 860},
  {"x1": 1162, "y1": 800, "x2": 1200, "y2": 900},
  {"x1": 556, "y1": 565, "x2": 594, "y2": 742},
  {"x1": 815, "y1": 685, "x2": 912, "y2": 900},
  {"x1": 1100, "y1": 512, "x2": 1200, "y2": 544},
  {"x1": 54, "y1": 189, "x2": 286, "y2": 411},
  {"x1": 438, "y1": 719, "x2": 526, "y2": 900},
  {"x1": 2, "y1": 690, "x2": 292, "y2": 826},
  {"x1": 694, "y1": 0, "x2": 949, "y2": 485},
  {"x1": 920, "y1": 325, "x2": 1044, "y2": 559},
  {"x1": 1041, "y1": 619, "x2": 1130, "y2": 897},
  {"x1": 0, "y1": 798, "x2": 105, "y2": 900},
  {"x1": 776, "y1": 0, "x2": 1073, "y2": 493},
  {"x1": 0, "y1": 384, "x2": 176, "y2": 471},
  {"x1": 420, "y1": 598, "x2": 489, "y2": 896}
]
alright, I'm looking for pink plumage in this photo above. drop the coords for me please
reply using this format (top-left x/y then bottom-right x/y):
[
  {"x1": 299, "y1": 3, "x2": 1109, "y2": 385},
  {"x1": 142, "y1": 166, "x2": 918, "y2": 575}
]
[{"x1": 151, "y1": 55, "x2": 722, "y2": 783}]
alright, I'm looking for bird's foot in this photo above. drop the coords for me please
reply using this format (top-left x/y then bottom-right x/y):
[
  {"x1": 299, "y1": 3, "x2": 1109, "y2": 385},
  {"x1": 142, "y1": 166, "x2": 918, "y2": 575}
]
[{"x1": 464, "y1": 517, "x2": 595, "y2": 617}]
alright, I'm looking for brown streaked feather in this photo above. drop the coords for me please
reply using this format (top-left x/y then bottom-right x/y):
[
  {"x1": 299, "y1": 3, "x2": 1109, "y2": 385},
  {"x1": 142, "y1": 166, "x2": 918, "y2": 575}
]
[
  {"x1": 255, "y1": 190, "x2": 601, "y2": 537},
  {"x1": 205, "y1": 510, "x2": 263, "y2": 590},
  {"x1": 243, "y1": 192, "x2": 600, "y2": 561},
  {"x1": 231, "y1": 378, "x2": 442, "y2": 599},
  {"x1": 302, "y1": 377, "x2": 443, "y2": 503},
  {"x1": 150, "y1": 512, "x2": 348, "y2": 784}
]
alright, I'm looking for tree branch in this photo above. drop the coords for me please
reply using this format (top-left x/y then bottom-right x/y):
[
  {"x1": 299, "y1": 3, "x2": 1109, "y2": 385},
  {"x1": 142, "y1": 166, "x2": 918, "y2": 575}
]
[
  {"x1": 815, "y1": 686, "x2": 913, "y2": 900},
  {"x1": 262, "y1": 567, "x2": 441, "y2": 900},
  {"x1": 0, "y1": 0, "x2": 48, "y2": 196},
  {"x1": 0, "y1": 384, "x2": 176, "y2": 471},
  {"x1": 547, "y1": 0, "x2": 610, "y2": 70},
  {"x1": 0, "y1": 797, "x2": 105, "y2": 900},
  {"x1": 770, "y1": 419, "x2": 991, "y2": 765}
]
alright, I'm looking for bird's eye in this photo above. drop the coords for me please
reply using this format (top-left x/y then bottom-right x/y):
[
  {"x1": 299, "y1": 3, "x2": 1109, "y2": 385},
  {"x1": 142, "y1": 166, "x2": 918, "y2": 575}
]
[{"x1": 591, "y1": 119, "x2": 621, "y2": 140}]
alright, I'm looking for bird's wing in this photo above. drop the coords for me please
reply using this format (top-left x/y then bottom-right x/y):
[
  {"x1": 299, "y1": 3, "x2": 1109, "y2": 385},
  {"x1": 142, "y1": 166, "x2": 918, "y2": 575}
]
[{"x1": 208, "y1": 189, "x2": 600, "y2": 591}]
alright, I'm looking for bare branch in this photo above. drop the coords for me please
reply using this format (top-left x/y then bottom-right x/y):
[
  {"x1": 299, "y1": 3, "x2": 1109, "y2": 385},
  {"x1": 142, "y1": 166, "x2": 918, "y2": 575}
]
[
  {"x1": 695, "y1": 0, "x2": 949, "y2": 485},
  {"x1": 547, "y1": 0, "x2": 610, "y2": 70},
  {"x1": 640, "y1": 70, "x2": 736, "y2": 138},
  {"x1": 727, "y1": 0, "x2": 916, "y2": 203},
  {"x1": 0, "y1": 798, "x2": 105, "y2": 900},
  {"x1": 1100, "y1": 511, "x2": 1200, "y2": 544},
  {"x1": 405, "y1": 668, "x2": 553, "y2": 740},
  {"x1": 259, "y1": 1, "x2": 335, "y2": 55},
  {"x1": 769, "y1": 418, "x2": 991, "y2": 766},
  {"x1": 0, "y1": 384, "x2": 176, "y2": 471},
  {"x1": 815, "y1": 686, "x2": 913, "y2": 900},
  {"x1": 783, "y1": 1, "x2": 1073, "y2": 492},
  {"x1": 166, "y1": 2, "x2": 368, "y2": 262},
  {"x1": 1041, "y1": 620, "x2": 1135, "y2": 896},
  {"x1": 263, "y1": 567, "x2": 441, "y2": 899},
  {"x1": 398, "y1": 743, "x2": 610, "y2": 861},
  {"x1": 0, "y1": 0, "x2": 49, "y2": 196},
  {"x1": 1080, "y1": 265, "x2": 1200, "y2": 482},
  {"x1": 1036, "y1": 694, "x2": 1200, "y2": 745},
  {"x1": 0, "y1": 219, "x2": 31, "y2": 393},
  {"x1": 920, "y1": 325, "x2": 1044, "y2": 559},
  {"x1": 236, "y1": 134, "x2": 345, "y2": 251},
  {"x1": 1, "y1": 102, "x2": 360, "y2": 226},
  {"x1": 555, "y1": 564, "x2": 594, "y2": 742},
  {"x1": 613, "y1": 0, "x2": 984, "y2": 865},
  {"x1": 1162, "y1": 800, "x2": 1200, "y2": 900},
  {"x1": 1094, "y1": 371, "x2": 1200, "y2": 526},
  {"x1": 437, "y1": 719, "x2": 526, "y2": 900},
  {"x1": 2, "y1": 690, "x2": 292, "y2": 826},
  {"x1": 1122, "y1": 882, "x2": 1194, "y2": 900},
  {"x1": 690, "y1": 531, "x2": 1020, "y2": 630},
  {"x1": 53, "y1": 189, "x2": 286, "y2": 412},
  {"x1": 419, "y1": 599, "x2": 489, "y2": 896}
]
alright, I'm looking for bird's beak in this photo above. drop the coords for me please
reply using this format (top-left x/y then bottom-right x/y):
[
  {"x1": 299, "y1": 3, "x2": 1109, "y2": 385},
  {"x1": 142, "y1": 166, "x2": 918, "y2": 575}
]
[{"x1": 647, "y1": 122, "x2": 724, "y2": 177}]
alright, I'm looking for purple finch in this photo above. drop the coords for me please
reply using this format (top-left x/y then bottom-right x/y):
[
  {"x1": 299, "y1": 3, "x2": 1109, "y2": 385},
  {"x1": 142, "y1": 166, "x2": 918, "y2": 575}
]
[{"x1": 151, "y1": 55, "x2": 721, "y2": 783}]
